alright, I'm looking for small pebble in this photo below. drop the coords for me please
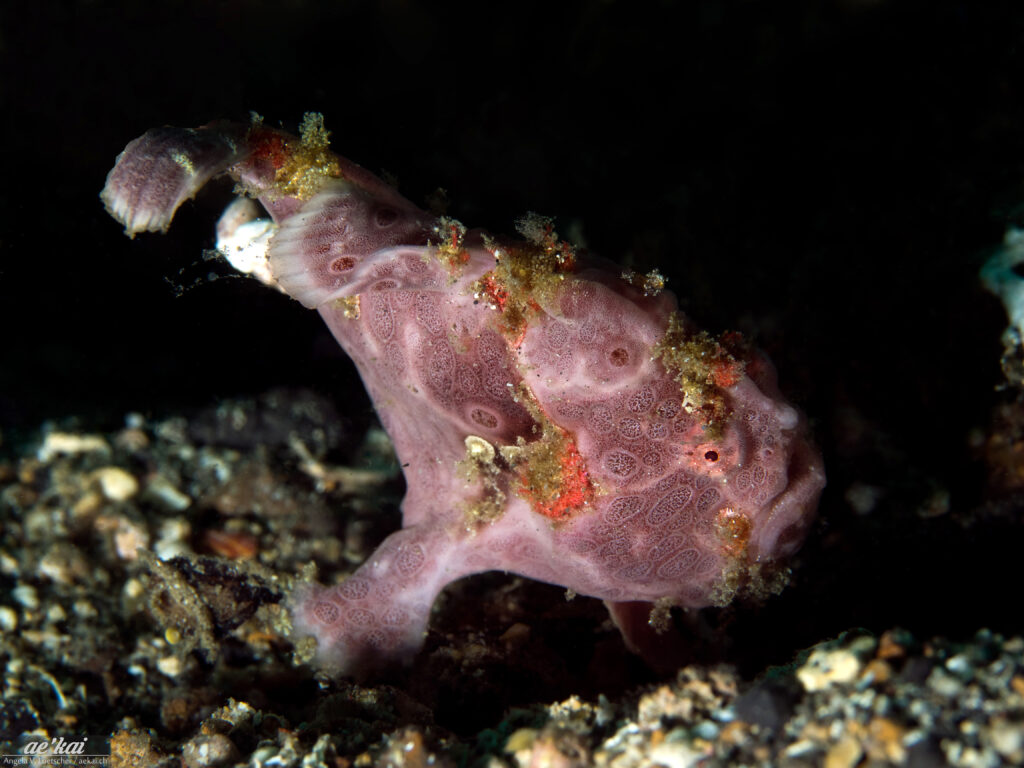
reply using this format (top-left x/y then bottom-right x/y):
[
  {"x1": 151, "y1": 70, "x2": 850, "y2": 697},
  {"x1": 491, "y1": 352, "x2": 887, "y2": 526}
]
[
  {"x1": 156, "y1": 655, "x2": 183, "y2": 678},
  {"x1": 72, "y1": 491, "x2": 104, "y2": 519},
  {"x1": 797, "y1": 648, "x2": 862, "y2": 692},
  {"x1": 649, "y1": 739, "x2": 708, "y2": 768},
  {"x1": 866, "y1": 717, "x2": 906, "y2": 763},
  {"x1": 45, "y1": 604, "x2": 67, "y2": 623},
  {"x1": 0, "y1": 606, "x2": 17, "y2": 632},
  {"x1": 927, "y1": 668, "x2": 964, "y2": 698},
  {"x1": 946, "y1": 653, "x2": 973, "y2": 677},
  {"x1": 145, "y1": 474, "x2": 192, "y2": 511},
  {"x1": 73, "y1": 600, "x2": 98, "y2": 619},
  {"x1": 987, "y1": 717, "x2": 1024, "y2": 759},
  {"x1": 93, "y1": 467, "x2": 139, "y2": 501},
  {"x1": 0, "y1": 551, "x2": 18, "y2": 576},
  {"x1": 692, "y1": 721, "x2": 718, "y2": 740},
  {"x1": 123, "y1": 578, "x2": 144, "y2": 599},
  {"x1": 154, "y1": 518, "x2": 192, "y2": 560},
  {"x1": 12, "y1": 584, "x2": 39, "y2": 610},
  {"x1": 113, "y1": 519, "x2": 150, "y2": 560},
  {"x1": 37, "y1": 432, "x2": 110, "y2": 462},
  {"x1": 115, "y1": 427, "x2": 150, "y2": 452},
  {"x1": 181, "y1": 733, "x2": 239, "y2": 768},
  {"x1": 38, "y1": 545, "x2": 89, "y2": 584},
  {"x1": 824, "y1": 734, "x2": 863, "y2": 768}
]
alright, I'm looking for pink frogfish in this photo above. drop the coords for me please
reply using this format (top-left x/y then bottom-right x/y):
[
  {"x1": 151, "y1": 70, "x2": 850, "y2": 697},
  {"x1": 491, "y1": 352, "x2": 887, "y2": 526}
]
[{"x1": 101, "y1": 114, "x2": 825, "y2": 676}]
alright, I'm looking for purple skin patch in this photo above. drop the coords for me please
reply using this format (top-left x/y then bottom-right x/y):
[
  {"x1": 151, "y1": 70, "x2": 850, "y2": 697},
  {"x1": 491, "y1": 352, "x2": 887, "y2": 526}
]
[{"x1": 101, "y1": 116, "x2": 825, "y2": 677}]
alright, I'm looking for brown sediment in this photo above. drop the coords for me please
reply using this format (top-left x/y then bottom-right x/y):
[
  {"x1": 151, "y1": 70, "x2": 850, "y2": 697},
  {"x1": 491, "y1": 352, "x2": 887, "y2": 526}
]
[
  {"x1": 620, "y1": 267, "x2": 667, "y2": 297},
  {"x1": 332, "y1": 294, "x2": 362, "y2": 319},
  {"x1": 430, "y1": 216, "x2": 471, "y2": 277},
  {"x1": 652, "y1": 312, "x2": 747, "y2": 436},
  {"x1": 471, "y1": 215, "x2": 577, "y2": 343},
  {"x1": 458, "y1": 435, "x2": 508, "y2": 528},
  {"x1": 244, "y1": 112, "x2": 341, "y2": 201},
  {"x1": 502, "y1": 385, "x2": 598, "y2": 522}
]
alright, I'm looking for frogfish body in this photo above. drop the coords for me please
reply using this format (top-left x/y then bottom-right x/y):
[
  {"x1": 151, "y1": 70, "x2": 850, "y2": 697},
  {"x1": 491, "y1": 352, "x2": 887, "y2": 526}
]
[{"x1": 101, "y1": 114, "x2": 825, "y2": 676}]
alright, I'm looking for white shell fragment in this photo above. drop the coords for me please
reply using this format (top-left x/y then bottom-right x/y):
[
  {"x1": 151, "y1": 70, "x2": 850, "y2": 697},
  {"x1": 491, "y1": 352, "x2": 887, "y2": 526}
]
[{"x1": 37, "y1": 432, "x2": 110, "y2": 462}]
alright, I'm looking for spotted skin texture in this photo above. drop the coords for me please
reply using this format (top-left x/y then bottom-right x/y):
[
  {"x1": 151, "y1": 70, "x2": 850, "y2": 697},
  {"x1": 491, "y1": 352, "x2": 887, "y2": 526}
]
[{"x1": 101, "y1": 119, "x2": 826, "y2": 677}]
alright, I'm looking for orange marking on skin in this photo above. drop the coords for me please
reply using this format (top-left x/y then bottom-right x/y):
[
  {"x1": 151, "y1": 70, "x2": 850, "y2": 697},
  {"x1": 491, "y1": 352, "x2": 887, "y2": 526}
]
[
  {"x1": 509, "y1": 323, "x2": 530, "y2": 349},
  {"x1": 716, "y1": 507, "x2": 751, "y2": 557},
  {"x1": 449, "y1": 224, "x2": 469, "y2": 263},
  {"x1": 711, "y1": 360, "x2": 742, "y2": 388},
  {"x1": 481, "y1": 274, "x2": 509, "y2": 311},
  {"x1": 519, "y1": 437, "x2": 594, "y2": 520},
  {"x1": 249, "y1": 129, "x2": 290, "y2": 170}
]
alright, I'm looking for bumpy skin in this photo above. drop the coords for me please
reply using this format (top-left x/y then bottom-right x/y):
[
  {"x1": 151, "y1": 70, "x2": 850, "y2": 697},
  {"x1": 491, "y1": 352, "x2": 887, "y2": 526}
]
[{"x1": 102, "y1": 119, "x2": 826, "y2": 676}]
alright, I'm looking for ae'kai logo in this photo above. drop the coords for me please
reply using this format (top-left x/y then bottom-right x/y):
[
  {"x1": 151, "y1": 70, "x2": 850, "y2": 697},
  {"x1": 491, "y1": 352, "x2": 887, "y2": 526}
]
[{"x1": 21, "y1": 737, "x2": 89, "y2": 755}]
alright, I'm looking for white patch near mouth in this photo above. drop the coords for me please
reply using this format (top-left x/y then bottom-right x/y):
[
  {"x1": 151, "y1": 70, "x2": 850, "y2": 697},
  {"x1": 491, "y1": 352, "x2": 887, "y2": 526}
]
[{"x1": 215, "y1": 196, "x2": 280, "y2": 287}]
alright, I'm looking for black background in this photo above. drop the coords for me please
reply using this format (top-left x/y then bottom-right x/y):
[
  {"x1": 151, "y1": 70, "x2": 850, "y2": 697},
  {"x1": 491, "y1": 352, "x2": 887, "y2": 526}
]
[{"x1": 2, "y1": 0, "x2": 1023, "y2": 668}]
